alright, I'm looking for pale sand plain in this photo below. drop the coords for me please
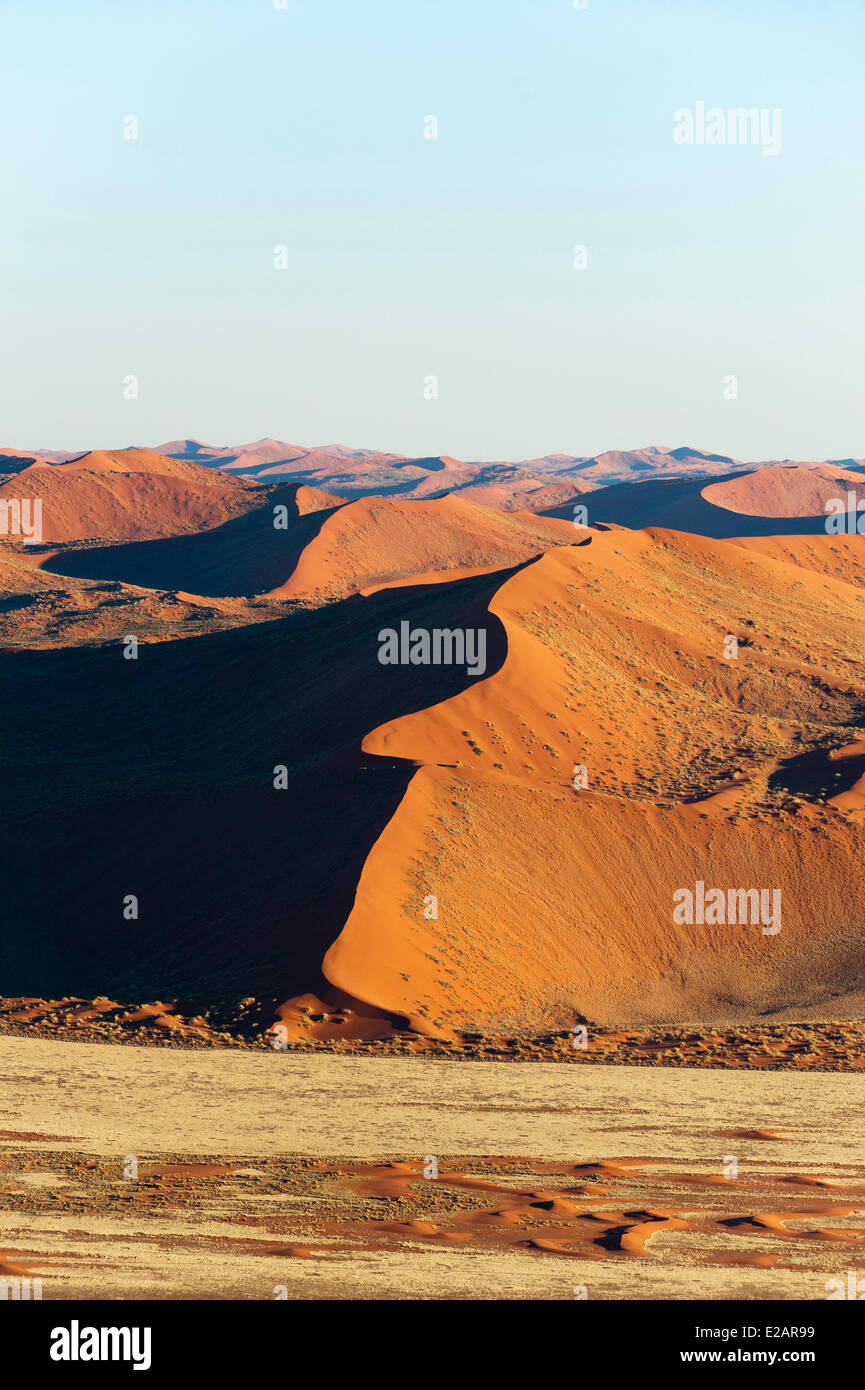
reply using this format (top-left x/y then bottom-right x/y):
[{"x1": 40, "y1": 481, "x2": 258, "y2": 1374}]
[{"x1": 0, "y1": 1037, "x2": 863, "y2": 1300}]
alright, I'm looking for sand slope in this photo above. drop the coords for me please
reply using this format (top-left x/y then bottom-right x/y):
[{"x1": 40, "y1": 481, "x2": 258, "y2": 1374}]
[
  {"x1": 729, "y1": 533, "x2": 865, "y2": 589},
  {"x1": 5, "y1": 450, "x2": 865, "y2": 1044},
  {"x1": 580, "y1": 465, "x2": 865, "y2": 538},
  {"x1": 703, "y1": 465, "x2": 865, "y2": 518},
  {"x1": 267, "y1": 493, "x2": 575, "y2": 601},
  {"x1": 321, "y1": 529, "x2": 865, "y2": 1031},
  {"x1": 38, "y1": 482, "x2": 345, "y2": 598},
  {"x1": 35, "y1": 486, "x2": 574, "y2": 604},
  {"x1": 0, "y1": 449, "x2": 261, "y2": 544}
]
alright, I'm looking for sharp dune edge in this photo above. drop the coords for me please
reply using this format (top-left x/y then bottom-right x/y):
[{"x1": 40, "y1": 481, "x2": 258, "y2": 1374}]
[
  {"x1": 578, "y1": 464, "x2": 865, "y2": 539},
  {"x1": 322, "y1": 529, "x2": 865, "y2": 1032},
  {"x1": 703, "y1": 465, "x2": 865, "y2": 519},
  {"x1": 35, "y1": 479, "x2": 346, "y2": 601},
  {"x1": 266, "y1": 493, "x2": 576, "y2": 600}
]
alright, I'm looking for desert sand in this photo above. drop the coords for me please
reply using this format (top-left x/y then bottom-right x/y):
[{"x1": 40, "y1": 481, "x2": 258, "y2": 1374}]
[
  {"x1": 322, "y1": 527, "x2": 865, "y2": 1032},
  {"x1": 2, "y1": 440, "x2": 864, "y2": 1310},
  {"x1": 2, "y1": 446, "x2": 864, "y2": 1051},
  {"x1": 264, "y1": 492, "x2": 574, "y2": 601},
  {"x1": 576, "y1": 463, "x2": 865, "y2": 539},
  {"x1": 0, "y1": 448, "x2": 267, "y2": 544},
  {"x1": 0, "y1": 1038, "x2": 863, "y2": 1299}
]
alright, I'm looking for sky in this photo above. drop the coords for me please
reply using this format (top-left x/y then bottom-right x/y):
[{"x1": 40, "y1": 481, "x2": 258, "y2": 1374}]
[{"x1": 1, "y1": 0, "x2": 863, "y2": 461}]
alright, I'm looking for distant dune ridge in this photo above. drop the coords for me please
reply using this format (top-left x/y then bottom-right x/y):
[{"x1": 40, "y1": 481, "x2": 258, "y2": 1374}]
[
  {"x1": 551, "y1": 464, "x2": 865, "y2": 539},
  {"x1": 6, "y1": 435, "x2": 864, "y2": 512},
  {"x1": 0, "y1": 448, "x2": 260, "y2": 545},
  {"x1": 1, "y1": 435, "x2": 864, "y2": 1042},
  {"x1": 36, "y1": 480, "x2": 347, "y2": 600}
]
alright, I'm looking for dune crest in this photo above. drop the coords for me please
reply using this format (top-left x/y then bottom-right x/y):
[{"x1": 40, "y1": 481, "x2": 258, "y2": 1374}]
[
  {"x1": 0, "y1": 448, "x2": 261, "y2": 544},
  {"x1": 266, "y1": 493, "x2": 575, "y2": 601},
  {"x1": 321, "y1": 529, "x2": 865, "y2": 1032}
]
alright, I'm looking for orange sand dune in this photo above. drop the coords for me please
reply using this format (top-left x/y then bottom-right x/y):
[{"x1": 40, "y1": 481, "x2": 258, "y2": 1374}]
[
  {"x1": 244, "y1": 450, "x2": 471, "y2": 494},
  {"x1": 457, "y1": 475, "x2": 594, "y2": 515},
  {"x1": 229, "y1": 451, "x2": 578, "y2": 509},
  {"x1": 584, "y1": 465, "x2": 865, "y2": 538},
  {"x1": 38, "y1": 489, "x2": 574, "y2": 604},
  {"x1": 0, "y1": 447, "x2": 45, "y2": 474},
  {"x1": 7, "y1": 448, "x2": 865, "y2": 1041},
  {"x1": 35, "y1": 482, "x2": 345, "y2": 599},
  {"x1": 158, "y1": 437, "x2": 311, "y2": 472},
  {"x1": 319, "y1": 528, "x2": 865, "y2": 1032},
  {"x1": 267, "y1": 493, "x2": 575, "y2": 601},
  {"x1": 361, "y1": 528, "x2": 864, "y2": 793},
  {"x1": 0, "y1": 448, "x2": 269, "y2": 545},
  {"x1": 704, "y1": 465, "x2": 865, "y2": 518},
  {"x1": 0, "y1": 559, "x2": 517, "y2": 1011},
  {"x1": 729, "y1": 533, "x2": 865, "y2": 589},
  {"x1": 0, "y1": 547, "x2": 269, "y2": 648}
]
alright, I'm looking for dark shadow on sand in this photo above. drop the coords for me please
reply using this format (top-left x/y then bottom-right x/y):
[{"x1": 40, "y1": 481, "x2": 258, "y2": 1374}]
[{"x1": 0, "y1": 564, "x2": 519, "y2": 1013}]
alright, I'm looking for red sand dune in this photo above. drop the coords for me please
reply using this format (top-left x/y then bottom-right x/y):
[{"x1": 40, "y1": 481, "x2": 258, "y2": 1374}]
[
  {"x1": 318, "y1": 528, "x2": 865, "y2": 1033},
  {"x1": 157, "y1": 437, "x2": 309, "y2": 470},
  {"x1": 5, "y1": 447, "x2": 865, "y2": 1046},
  {"x1": 37, "y1": 487, "x2": 572, "y2": 602},
  {"x1": 0, "y1": 447, "x2": 46, "y2": 474},
  {"x1": 158, "y1": 438, "x2": 409, "y2": 484},
  {"x1": 266, "y1": 493, "x2": 576, "y2": 601},
  {"x1": 253, "y1": 452, "x2": 477, "y2": 497},
  {"x1": 456, "y1": 474, "x2": 594, "y2": 515},
  {"x1": 703, "y1": 464, "x2": 865, "y2": 518},
  {"x1": 0, "y1": 448, "x2": 264, "y2": 544},
  {"x1": 580, "y1": 465, "x2": 865, "y2": 539},
  {"x1": 33, "y1": 479, "x2": 347, "y2": 599},
  {"x1": 730, "y1": 533, "x2": 865, "y2": 589},
  {"x1": 156, "y1": 441, "x2": 756, "y2": 501}
]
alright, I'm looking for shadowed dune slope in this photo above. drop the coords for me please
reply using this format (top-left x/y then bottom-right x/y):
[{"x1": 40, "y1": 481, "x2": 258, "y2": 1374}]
[
  {"x1": 0, "y1": 447, "x2": 46, "y2": 474},
  {"x1": 571, "y1": 466, "x2": 865, "y2": 538},
  {"x1": 38, "y1": 483, "x2": 345, "y2": 598},
  {"x1": 0, "y1": 567, "x2": 513, "y2": 1015},
  {"x1": 6, "y1": 449, "x2": 865, "y2": 1040},
  {"x1": 0, "y1": 549, "x2": 270, "y2": 648},
  {"x1": 321, "y1": 529, "x2": 865, "y2": 1032},
  {"x1": 157, "y1": 438, "x2": 407, "y2": 482},
  {"x1": 36, "y1": 489, "x2": 573, "y2": 603},
  {"x1": 158, "y1": 438, "x2": 310, "y2": 471}
]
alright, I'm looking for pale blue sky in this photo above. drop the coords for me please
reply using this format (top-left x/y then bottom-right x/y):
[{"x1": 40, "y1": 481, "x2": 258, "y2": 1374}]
[{"x1": 2, "y1": 0, "x2": 863, "y2": 460}]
